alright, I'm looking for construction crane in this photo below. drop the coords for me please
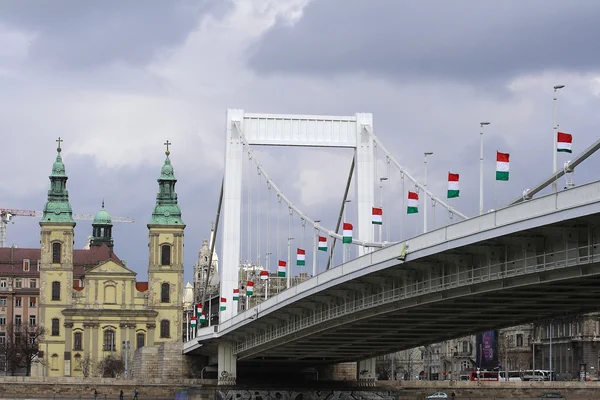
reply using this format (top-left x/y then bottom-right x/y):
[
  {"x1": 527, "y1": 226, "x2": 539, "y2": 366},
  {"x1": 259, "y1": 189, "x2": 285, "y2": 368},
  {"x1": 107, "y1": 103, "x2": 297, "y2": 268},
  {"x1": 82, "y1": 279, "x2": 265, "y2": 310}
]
[{"x1": 0, "y1": 208, "x2": 135, "y2": 248}]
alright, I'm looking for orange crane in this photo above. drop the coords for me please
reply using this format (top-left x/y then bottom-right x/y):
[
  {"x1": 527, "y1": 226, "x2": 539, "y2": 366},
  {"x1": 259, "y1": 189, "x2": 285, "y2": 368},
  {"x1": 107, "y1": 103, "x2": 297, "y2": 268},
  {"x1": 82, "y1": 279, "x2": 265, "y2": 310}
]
[{"x1": 0, "y1": 208, "x2": 135, "y2": 248}]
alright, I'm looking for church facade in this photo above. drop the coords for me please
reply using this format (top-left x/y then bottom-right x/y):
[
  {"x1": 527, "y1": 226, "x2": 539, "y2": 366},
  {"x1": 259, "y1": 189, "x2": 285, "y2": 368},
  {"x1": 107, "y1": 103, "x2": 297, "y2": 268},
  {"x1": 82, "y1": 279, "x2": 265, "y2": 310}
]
[{"x1": 38, "y1": 139, "x2": 185, "y2": 377}]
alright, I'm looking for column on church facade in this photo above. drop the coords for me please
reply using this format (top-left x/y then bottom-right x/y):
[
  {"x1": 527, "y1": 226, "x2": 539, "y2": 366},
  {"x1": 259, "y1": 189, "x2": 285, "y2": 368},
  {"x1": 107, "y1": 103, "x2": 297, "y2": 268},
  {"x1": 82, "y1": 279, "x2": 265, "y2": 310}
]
[
  {"x1": 91, "y1": 324, "x2": 99, "y2": 365},
  {"x1": 83, "y1": 323, "x2": 92, "y2": 356},
  {"x1": 64, "y1": 322, "x2": 73, "y2": 377},
  {"x1": 147, "y1": 323, "x2": 156, "y2": 347}
]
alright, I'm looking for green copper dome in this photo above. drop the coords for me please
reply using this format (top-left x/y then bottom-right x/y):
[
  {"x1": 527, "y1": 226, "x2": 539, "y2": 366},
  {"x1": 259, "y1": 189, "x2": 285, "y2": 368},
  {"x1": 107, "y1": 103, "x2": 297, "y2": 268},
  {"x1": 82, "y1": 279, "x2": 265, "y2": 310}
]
[
  {"x1": 40, "y1": 138, "x2": 75, "y2": 225},
  {"x1": 149, "y1": 144, "x2": 184, "y2": 226},
  {"x1": 93, "y1": 201, "x2": 112, "y2": 225}
]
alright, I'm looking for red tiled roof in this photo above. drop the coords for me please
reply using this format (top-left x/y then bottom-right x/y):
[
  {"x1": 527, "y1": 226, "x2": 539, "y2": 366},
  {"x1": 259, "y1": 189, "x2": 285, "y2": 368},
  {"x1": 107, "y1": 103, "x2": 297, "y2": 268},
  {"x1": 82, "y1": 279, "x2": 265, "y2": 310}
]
[{"x1": 135, "y1": 282, "x2": 148, "y2": 292}]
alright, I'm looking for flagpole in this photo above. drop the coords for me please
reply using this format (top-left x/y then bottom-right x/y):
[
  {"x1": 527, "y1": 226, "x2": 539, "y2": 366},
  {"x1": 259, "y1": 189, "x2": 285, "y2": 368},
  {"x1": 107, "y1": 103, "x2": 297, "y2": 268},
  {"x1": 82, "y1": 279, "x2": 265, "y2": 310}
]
[
  {"x1": 312, "y1": 223, "x2": 319, "y2": 277},
  {"x1": 479, "y1": 122, "x2": 490, "y2": 215},
  {"x1": 552, "y1": 85, "x2": 565, "y2": 193},
  {"x1": 423, "y1": 152, "x2": 433, "y2": 233},
  {"x1": 186, "y1": 311, "x2": 189, "y2": 342},
  {"x1": 379, "y1": 177, "x2": 387, "y2": 242}
]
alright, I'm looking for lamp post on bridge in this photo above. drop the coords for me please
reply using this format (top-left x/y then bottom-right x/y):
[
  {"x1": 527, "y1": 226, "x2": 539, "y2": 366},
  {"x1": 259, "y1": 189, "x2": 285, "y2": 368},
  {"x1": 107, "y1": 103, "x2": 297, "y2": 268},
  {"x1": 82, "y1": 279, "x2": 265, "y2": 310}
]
[
  {"x1": 479, "y1": 122, "x2": 491, "y2": 215},
  {"x1": 343, "y1": 200, "x2": 351, "y2": 263},
  {"x1": 287, "y1": 237, "x2": 294, "y2": 289},
  {"x1": 379, "y1": 177, "x2": 388, "y2": 242},
  {"x1": 552, "y1": 84, "x2": 566, "y2": 193},
  {"x1": 423, "y1": 152, "x2": 433, "y2": 233}
]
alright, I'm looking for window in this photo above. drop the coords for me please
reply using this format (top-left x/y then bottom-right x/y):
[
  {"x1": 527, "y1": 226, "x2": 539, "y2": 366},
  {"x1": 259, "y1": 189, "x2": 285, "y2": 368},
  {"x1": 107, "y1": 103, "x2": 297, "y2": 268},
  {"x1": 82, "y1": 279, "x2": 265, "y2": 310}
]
[
  {"x1": 0, "y1": 280, "x2": 6, "y2": 288},
  {"x1": 29, "y1": 297, "x2": 36, "y2": 308},
  {"x1": 14, "y1": 279, "x2": 21, "y2": 289},
  {"x1": 51, "y1": 281, "x2": 60, "y2": 301},
  {"x1": 51, "y1": 318, "x2": 59, "y2": 336},
  {"x1": 14, "y1": 297, "x2": 21, "y2": 307},
  {"x1": 160, "y1": 283, "x2": 170, "y2": 303},
  {"x1": 29, "y1": 279, "x2": 37, "y2": 289},
  {"x1": 37, "y1": 260, "x2": 40, "y2": 271},
  {"x1": 0, "y1": 297, "x2": 6, "y2": 306},
  {"x1": 0, "y1": 317, "x2": 5, "y2": 325},
  {"x1": 23, "y1": 259, "x2": 30, "y2": 272},
  {"x1": 73, "y1": 332, "x2": 82, "y2": 351},
  {"x1": 0, "y1": 333, "x2": 5, "y2": 344},
  {"x1": 516, "y1": 334, "x2": 523, "y2": 347},
  {"x1": 103, "y1": 330, "x2": 115, "y2": 351},
  {"x1": 14, "y1": 315, "x2": 21, "y2": 325},
  {"x1": 52, "y1": 242, "x2": 61, "y2": 264},
  {"x1": 29, "y1": 315, "x2": 36, "y2": 326},
  {"x1": 51, "y1": 354, "x2": 58, "y2": 370},
  {"x1": 160, "y1": 320, "x2": 170, "y2": 338},
  {"x1": 161, "y1": 244, "x2": 171, "y2": 265},
  {"x1": 136, "y1": 333, "x2": 145, "y2": 349}
]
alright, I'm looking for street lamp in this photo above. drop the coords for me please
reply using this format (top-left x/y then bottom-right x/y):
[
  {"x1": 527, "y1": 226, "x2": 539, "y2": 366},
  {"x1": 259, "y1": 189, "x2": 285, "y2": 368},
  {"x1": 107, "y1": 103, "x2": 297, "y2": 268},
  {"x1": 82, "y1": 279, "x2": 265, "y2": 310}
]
[
  {"x1": 479, "y1": 122, "x2": 491, "y2": 215},
  {"x1": 312, "y1": 221, "x2": 320, "y2": 278},
  {"x1": 122, "y1": 340, "x2": 130, "y2": 379},
  {"x1": 379, "y1": 177, "x2": 388, "y2": 242},
  {"x1": 552, "y1": 85, "x2": 565, "y2": 193},
  {"x1": 287, "y1": 236, "x2": 294, "y2": 289},
  {"x1": 423, "y1": 152, "x2": 433, "y2": 233}
]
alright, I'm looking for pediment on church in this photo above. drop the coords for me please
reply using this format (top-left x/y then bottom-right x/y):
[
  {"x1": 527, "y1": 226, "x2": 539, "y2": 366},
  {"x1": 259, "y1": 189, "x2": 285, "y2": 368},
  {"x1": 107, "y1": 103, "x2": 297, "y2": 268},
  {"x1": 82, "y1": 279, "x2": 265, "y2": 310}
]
[{"x1": 86, "y1": 260, "x2": 136, "y2": 277}]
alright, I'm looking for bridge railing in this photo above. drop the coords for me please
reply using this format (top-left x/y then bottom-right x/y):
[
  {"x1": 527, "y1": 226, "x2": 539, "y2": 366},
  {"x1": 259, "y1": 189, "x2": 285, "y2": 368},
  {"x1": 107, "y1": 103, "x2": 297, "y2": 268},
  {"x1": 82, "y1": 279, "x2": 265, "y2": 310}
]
[{"x1": 234, "y1": 241, "x2": 599, "y2": 355}]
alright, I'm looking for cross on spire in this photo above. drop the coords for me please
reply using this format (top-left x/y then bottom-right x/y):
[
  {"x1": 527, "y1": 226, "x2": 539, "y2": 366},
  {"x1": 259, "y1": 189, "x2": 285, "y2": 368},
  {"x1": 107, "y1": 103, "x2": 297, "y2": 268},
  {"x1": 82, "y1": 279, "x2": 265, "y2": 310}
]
[
  {"x1": 56, "y1": 137, "x2": 63, "y2": 152},
  {"x1": 164, "y1": 140, "x2": 171, "y2": 156}
]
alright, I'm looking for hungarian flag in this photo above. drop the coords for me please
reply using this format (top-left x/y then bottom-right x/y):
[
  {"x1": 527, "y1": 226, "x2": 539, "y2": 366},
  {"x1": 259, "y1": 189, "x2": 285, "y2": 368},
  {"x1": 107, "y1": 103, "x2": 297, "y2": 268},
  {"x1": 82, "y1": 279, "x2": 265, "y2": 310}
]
[
  {"x1": 196, "y1": 304, "x2": 202, "y2": 316},
  {"x1": 407, "y1": 191, "x2": 419, "y2": 214},
  {"x1": 372, "y1": 207, "x2": 382, "y2": 225},
  {"x1": 296, "y1": 248, "x2": 306, "y2": 266},
  {"x1": 232, "y1": 288, "x2": 239, "y2": 301},
  {"x1": 318, "y1": 236, "x2": 327, "y2": 251},
  {"x1": 219, "y1": 297, "x2": 226, "y2": 311},
  {"x1": 496, "y1": 152, "x2": 510, "y2": 181},
  {"x1": 246, "y1": 281, "x2": 254, "y2": 296},
  {"x1": 190, "y1": 316, "x2": 197, "y2": 326},
  {"x1": 277, "y1": 260, "x2": 286, "y2": 277},
  {"x1": 199, "y1": 313, "x2": 206, "y2": 322},
  {"x1": 557, "y1": 132, "x2": 572, "y2": 153},
  {"x1": 260, "y1": 270, "x2": 269, "y2": 280},
  {"x1": 447, "y1": 173, "x2": 459, "y2": 198},
  {"x1": 342, "y1": 223, "x2": 353, "y2": 243}
]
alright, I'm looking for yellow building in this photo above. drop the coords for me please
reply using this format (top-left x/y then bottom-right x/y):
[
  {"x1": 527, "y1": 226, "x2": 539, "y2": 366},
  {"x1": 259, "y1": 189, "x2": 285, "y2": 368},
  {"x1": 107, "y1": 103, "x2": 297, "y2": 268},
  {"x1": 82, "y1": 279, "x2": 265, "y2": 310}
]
[{"x1": 38, "y1": 139, "x2": 184, "y2": 377}]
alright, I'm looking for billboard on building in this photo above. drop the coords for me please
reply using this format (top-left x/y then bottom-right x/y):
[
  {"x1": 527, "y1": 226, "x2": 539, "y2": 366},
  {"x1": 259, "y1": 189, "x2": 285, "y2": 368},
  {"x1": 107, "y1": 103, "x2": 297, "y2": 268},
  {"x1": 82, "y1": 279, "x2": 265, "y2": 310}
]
[{"x1": 476, "y1": 330, "x2": 498, "y2": 370}]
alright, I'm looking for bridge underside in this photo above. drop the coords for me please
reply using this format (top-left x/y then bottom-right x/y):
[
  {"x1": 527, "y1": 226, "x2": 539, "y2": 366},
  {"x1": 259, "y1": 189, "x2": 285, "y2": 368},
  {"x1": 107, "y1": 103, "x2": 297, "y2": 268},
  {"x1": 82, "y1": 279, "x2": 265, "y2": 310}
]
[{"x1": 187, "y1": 191, "x2": 600, "y2": 374}]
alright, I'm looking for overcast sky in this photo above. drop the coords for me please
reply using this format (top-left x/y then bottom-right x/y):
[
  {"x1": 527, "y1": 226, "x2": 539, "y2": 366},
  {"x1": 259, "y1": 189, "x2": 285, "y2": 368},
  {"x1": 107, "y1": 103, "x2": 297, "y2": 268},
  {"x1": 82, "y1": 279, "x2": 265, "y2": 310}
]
[{"x1": 1, "y1": 0, "x2": 599, "y2": 284}]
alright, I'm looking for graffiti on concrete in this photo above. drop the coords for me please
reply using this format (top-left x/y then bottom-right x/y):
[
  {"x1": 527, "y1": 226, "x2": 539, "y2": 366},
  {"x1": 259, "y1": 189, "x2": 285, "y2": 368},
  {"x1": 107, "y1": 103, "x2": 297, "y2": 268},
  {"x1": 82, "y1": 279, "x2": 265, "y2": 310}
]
[{"x1": 217, "y1": 390, "x2": 395, "y2": 400}]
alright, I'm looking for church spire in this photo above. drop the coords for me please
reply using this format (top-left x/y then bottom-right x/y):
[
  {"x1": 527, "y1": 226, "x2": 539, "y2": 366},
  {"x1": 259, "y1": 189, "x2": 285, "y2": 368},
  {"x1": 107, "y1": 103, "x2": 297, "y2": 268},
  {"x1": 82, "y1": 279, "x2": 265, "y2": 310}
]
[
  {"x1": 41, "y1": 137, "x2": 75, "y2": 225},
  {"x1": 149, "y1": 140, "x2": 184, "y2": 225},
  {"x1": 91, "y1": 200, "x2": 113, "y2": 248}
]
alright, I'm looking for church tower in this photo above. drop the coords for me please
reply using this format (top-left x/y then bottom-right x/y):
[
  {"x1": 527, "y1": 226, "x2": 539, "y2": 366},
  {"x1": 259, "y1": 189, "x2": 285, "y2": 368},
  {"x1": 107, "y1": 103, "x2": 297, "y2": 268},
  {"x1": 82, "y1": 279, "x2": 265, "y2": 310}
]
[
  {"x1": 90, "y1": 201, "x2": 113, "y2": 249},
  {"x1": 147, "y1": 141, "x2": 185, "y2": 343},
  {"x1": 39, "y1": 137, "x2": 76, "y2": 376}
]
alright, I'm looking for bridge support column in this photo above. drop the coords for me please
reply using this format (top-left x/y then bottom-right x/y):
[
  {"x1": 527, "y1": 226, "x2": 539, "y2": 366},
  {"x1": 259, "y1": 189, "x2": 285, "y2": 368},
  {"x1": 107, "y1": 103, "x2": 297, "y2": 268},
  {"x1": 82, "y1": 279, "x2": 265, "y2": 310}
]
[
  {"x1": 217, "y1": 342, "x2": 237, "y2": 385},
  {"x1": 357, "y1": 357, "x2": 377, "y2": 387},
  {"x1": 355, "y1": 113, "x2": 375, "y2": 257}
]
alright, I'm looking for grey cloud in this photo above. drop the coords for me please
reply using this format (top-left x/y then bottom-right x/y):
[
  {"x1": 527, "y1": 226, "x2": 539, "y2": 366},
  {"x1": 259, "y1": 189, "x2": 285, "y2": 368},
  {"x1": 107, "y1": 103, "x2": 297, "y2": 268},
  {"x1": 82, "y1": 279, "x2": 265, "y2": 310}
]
[
  {"x1": 247, "y1": 0, "x2": 600, "y2": 83},
  {"x1": 0, "y1": 0, "x2": 231, "y2": 68}
]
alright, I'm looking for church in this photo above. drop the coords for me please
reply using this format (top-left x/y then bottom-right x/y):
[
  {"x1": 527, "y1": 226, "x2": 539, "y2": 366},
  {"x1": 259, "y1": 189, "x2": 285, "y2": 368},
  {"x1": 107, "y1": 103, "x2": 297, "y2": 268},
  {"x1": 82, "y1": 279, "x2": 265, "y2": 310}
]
[{"x1": 37, "y1": 139, "x2": 184, "y2": 377}]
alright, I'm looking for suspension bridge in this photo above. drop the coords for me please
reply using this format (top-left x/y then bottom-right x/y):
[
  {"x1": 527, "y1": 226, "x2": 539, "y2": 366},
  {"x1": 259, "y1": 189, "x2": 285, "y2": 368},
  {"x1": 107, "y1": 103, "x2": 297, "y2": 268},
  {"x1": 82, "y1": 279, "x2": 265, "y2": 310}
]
[{"x1": 185, "y1": 109, "x2": 600, "y2": 386}]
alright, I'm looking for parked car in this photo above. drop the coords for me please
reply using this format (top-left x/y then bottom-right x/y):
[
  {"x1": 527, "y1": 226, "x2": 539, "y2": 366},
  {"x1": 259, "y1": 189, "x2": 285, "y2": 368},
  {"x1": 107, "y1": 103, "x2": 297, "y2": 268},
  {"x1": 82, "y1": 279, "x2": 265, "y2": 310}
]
[
  {"x1": 425, "y1": 393, "x2": 448, "y2": 399},
  {"x1": 539, "y1": 394, "x2": 563, "y2": 399}
]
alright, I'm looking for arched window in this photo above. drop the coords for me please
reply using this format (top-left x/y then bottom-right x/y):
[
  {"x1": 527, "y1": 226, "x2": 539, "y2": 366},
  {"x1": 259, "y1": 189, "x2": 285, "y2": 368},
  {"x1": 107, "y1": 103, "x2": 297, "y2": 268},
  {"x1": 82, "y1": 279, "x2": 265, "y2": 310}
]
[
  {"x1": 74, "y1": 353, "x2": 82, "y2": 370},
  {"x1": 51, "y1": 318, "x2": 59, "y2": 336},
  {"x1": 73, "y1": 332, "x2": 83, "y2": 351},
  {"x1": 161, "y1": 282, "x2": 170, "y2": 303},
  {"x1": 51, "y1": 354, "x2": 59, "y2": 370},
  {"x1": 103, "y1": 329, "x2": 115, "y2": 351},
  {"x1": 161, "y1": 245, "x2": 171, "y2": 265},
  {"x1": 136, "y1": 333, "x2": 145, "y2": 349},
  {"x1": 51, "y1": 281, "x2": 61, "y2": 301},
  {"x1": 52, "y1": 242, "x2": 62, "y2": 264},
  {"x1": 160, "y1": 320, "x2": 170, "y2": 338}
]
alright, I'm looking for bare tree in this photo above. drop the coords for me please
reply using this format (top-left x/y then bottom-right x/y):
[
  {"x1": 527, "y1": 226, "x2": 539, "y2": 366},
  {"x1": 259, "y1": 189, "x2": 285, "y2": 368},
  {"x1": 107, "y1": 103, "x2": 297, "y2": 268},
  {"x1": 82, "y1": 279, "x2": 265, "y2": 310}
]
[
  {"x1": 397, "y1": 348, "x2": 420, "y2": 380},
  {"x1": 375, "y1": 354, "x2": 394, "y2": 380},
  {"x1": 16, "y1": 323, "x2": 45, "y2": 376},
  {"x1": 77, "y1": 353, "x2": 93, "y2": 378},
  {"x1": 97, "y1": 354, "x2": 125, "y2": 378}
]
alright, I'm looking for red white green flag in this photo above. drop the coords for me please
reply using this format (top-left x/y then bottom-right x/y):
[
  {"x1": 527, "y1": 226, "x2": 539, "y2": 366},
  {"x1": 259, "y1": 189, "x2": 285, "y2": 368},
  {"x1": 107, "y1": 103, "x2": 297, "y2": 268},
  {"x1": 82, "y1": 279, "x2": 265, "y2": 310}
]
[
  {"x1": 407, "y1": 191, "x2": 419, "y2": 214},
  {"x1": 260, "y1": 270, "x2": 269, "y2": 280},
  {"x1": 190, "y1": 316, "x2": 197, "y2": 326},
  {"x1": 246, "y1": 281, "x2": 254, "y2": 296},
  {"x1": 447, "y1": 173, "x2": 459, "y2": 198},
  {"x1": 372, "y1": 207, "x2": 382, "y2": 225},
  {"x1": 496, "y1": 152, "x2": 510, "y2": 181},
  {"x1": 557, "y1": 132, "x2": 572, "y2": 153},
  {"x1": 199, "y1": 313, "x2": 206, "y2": 322},
  {"x1": 296, "y1": 248, "x2": 306, "y2": 266},
  {"x1": 232, "y1": 288, "x2": 239, "y2": 301},
  {"x1": 318, "y1": 236, "x2": 327, "y2": 251},
  {"x1": 196, "y1": 304, "x2": 202, "y2": 316},
  {"x1": 277, "y1": 260, "x2": 286, "y2": 277},
  {"x1": 219, "y1": 297, "x2": 226, "y2": 311},
  {"x1": 342, "y1": 223, "x2": 353, "y2": 243}
]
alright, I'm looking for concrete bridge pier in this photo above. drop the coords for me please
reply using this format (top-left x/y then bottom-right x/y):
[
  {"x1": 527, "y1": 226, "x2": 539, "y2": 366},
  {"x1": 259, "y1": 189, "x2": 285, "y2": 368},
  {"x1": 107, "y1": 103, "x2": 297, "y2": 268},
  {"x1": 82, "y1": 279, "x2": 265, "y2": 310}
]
[
  {"x1": 357, "y1": 357, "x2": 377, "y2": 387},
  {"x1": 218, "y1": 342, "x2": 237, "y2": 385}
]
